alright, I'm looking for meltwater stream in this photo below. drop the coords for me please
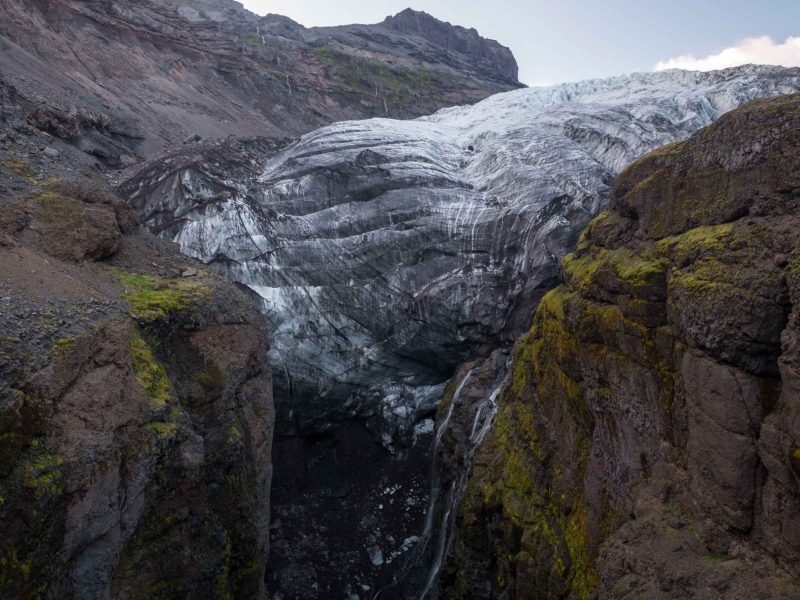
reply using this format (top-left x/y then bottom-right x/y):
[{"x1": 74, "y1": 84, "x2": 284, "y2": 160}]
[{"x1": 375, "y1": 353, "x2": 511, "y2": 599}]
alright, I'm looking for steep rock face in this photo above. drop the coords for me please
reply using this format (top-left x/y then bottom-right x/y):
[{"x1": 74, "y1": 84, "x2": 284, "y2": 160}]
[
  {"x1": 444, "y1": 94, "x2": 800, "y2": 599},
  {"x1": 382, "y1": 9, "x2": 519, "y2": 83},
  {"x1": 0, "y1": 167, "x2": 273, "y2": 596},
  {"x1": 123, "y1": 66, "x2": 800, "y2": 436},
  {"x1": 0, "y1": 0, "x2": 520, "y2": 162}
]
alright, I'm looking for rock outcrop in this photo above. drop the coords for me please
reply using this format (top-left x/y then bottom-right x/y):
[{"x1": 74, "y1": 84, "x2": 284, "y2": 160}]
[
  {"x1": 444, "y1": 93, "x2": 800, "y2": 599},
  {"x1": 0, "y1": 146, "x2": 273, "y2": 596},
  {"x1": 382, "y1": 9, "x2": 519, "y2": 83},
  {"x1": 0, "y1": 0, "x2": 521, "y2": 162}
]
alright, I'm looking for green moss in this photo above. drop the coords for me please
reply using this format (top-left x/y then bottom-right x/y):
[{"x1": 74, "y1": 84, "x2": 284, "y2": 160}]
[
  {"x1": 130, "y1": 331, "x2": 172, "y2": 410},
  {"x1": 312, "y1": 46, "x2": 337, "y2": 66},
  {"x1": 653, "y1": 223, "x2": 734, "y2": 263},
  {"x1": 563, "y1": 246, "x2": 668, "y2": 297},
  {"x1": 707, "y1": 552, "x2": 732, "y2": 564},
  {"x1": 226, "y1": 424, "x2": 242, "y2": 445},
  {"x1": 0, "y1": 430, "x2": 64, "y2": 597},
  {"x1": 311, "y1": 45, "x2": 447, "y2": 104},
  {"x1": 35, "y1": 192, "x2": 82, "y2": 211},
  {"x1": 52, "y1": 337, "x2": 75, "y2": 359},
  {"x1": 1, "y1": 159, "x2": 35, "y2": 179},
  {"x1": 21, "y1": 439, "x2": 65, "y2": 499},
  {"x1": 113, "y1": 269, "x2": 210, "y2": 322},
  {"x1": 668, "y1": 258, "x2": 741, "y2": 303},
  {"x1": 213, "y1": 530, "x2": 234, "y2": 600},
  {"x1": 148, "y1": 421, "x2": 177, "y2": 438}
]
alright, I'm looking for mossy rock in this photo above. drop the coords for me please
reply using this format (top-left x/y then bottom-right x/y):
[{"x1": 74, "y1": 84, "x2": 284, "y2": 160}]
[{"x1": 113, "y1": 269, "x2": 211, "y2": 322}]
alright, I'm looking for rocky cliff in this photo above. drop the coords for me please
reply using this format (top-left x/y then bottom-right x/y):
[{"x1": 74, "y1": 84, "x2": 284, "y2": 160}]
[
  {"x1": 0, "y1": 124, "x2": 273, "y2": 597},
  {"x1": 382, "y1": 9, "x2": 519, "y2": 83},
  {"x1": 0, "y1": 0, "x2": 520, "y2": 163},
  {"x1": 444, "y1": 93, "x2": 800, "y2": 599}
]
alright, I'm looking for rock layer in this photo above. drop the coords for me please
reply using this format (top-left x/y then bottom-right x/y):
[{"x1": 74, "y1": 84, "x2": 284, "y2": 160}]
[{"x1": 444, "y1": 93, "x2": 800, "y2": 599}]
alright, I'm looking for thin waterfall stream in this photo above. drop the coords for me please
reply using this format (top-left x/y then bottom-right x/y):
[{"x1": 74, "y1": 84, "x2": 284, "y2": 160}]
[{"x1": 374, "y1": 352, "x2": 511, "y2": 599}]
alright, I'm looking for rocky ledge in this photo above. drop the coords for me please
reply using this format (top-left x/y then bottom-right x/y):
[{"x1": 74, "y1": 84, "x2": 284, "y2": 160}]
[
  {"x1": 445, "y1": 94, "x2": 800, "y2": 598},
  {"x1": 0, "y1": 169, "x2": 273, "y2": 597}
]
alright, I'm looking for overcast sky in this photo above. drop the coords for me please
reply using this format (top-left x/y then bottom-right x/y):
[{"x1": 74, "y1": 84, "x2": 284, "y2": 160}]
[{"x1": 238, "y1": 0, "x2": 800, "y2": 85}]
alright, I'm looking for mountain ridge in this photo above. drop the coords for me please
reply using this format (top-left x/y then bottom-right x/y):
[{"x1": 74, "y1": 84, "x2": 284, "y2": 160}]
[{"x1": 0, "y1": 0, "x2": 521, "y2": 164}]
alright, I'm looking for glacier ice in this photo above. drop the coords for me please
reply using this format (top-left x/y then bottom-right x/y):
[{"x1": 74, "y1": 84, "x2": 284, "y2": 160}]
[{"x1": 124, "y1": 64, "x2": 800, "y2": 436}]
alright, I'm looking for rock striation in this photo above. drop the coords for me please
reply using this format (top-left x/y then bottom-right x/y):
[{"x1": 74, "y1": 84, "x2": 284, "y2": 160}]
[
  {"x1": 0, "y1": 146, "x2": 273, "y2": 596},
  {"x1": 444, "y1": 93, "x2": 800, "y2": 599}
]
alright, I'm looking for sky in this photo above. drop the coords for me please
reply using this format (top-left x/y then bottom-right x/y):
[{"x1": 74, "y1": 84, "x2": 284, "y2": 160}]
[{"x1": 238, "y1": 0, "x2": 800, "y2": 86}]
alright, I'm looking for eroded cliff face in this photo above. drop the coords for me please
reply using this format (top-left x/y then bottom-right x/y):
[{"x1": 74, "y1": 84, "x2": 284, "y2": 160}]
[
  {"x1": 0, "y1": 168, "x2": 273, "y2": 597},
  {"x1": 445, "y1": 94, "x2": 800, "y2": 598},
  {"x1": 381, "y1": 9, "x2": 519, "y2": 83}
]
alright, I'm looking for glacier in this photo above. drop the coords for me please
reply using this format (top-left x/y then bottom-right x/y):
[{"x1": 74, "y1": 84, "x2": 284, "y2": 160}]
[{"x1": 123, "y1": 64, "x2": 800, "y2": 440}]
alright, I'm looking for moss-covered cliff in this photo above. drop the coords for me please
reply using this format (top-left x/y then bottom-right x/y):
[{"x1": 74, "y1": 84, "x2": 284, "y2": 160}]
[
  {"x1": 0, "y1": 178, "x2": 273, "y2": 599},
  {"x1": 444, "y1": 94, "x2": 800, "y2": 598}
]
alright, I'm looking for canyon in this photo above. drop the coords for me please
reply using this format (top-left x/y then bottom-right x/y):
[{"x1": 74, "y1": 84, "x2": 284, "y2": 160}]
[
  {"x1": 1, "y1": 1, "x2": 800, "y2": 599},
  {"x1": 122, "y1": 65, "x2": 800, "y2": 596}
]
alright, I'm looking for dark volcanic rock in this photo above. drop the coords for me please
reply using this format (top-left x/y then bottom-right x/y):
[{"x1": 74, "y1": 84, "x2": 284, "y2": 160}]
[
  {"x1": 444, "y1": 94, "x2": 800, "y2": 599},
  {"x1": 382, "y1": 9, "x2": 519, "y2": 84}
]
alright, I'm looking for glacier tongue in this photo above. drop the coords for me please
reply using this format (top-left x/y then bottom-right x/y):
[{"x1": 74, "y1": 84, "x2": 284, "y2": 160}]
[{"x1": 124, "y1": 64, "x2": 800, "y2": 439}]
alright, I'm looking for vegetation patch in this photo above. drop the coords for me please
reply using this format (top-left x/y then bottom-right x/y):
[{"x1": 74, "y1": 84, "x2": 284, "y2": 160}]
[
  {"x1": 148, "y1": 421, "x2": 177, "y2": 439},
  {"x1": 52, "y1": 337, "x2": 76, "y2": 359},
  {"x1": 113, "y1": 269, "x2": 210, "y2": 322},
  {"x1": 1, "y1": 159, "x2": 35, "y2": 179},
  {"x1": 226, "y1": 424, "x2": 242, "y2": 445},
  {"x1": 311, "y1": 45, "x2": 449, "y2": 104},
  {"x1": 21, "y1": 439, "x2": 65, "y2": 500},
  {"x1": 130, "y1": 330, "x2": 172, "y2": 410},
  {"x1": 654, "y1": 223, "x2": 734, "y2": 265}
]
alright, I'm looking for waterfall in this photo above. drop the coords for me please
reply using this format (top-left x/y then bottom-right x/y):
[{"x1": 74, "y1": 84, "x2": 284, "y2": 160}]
[
  {"x1": 374, "y1": 353, "x2": 510, "y2": 599},
  {"x1": 417, "y1": 356, "x2": 510, "y2": 599}
]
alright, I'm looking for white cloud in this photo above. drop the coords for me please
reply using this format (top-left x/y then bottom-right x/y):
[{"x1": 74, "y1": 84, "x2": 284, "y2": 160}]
[{"x1": 654, "y1": 36, "x2": 800, "y2": 72}]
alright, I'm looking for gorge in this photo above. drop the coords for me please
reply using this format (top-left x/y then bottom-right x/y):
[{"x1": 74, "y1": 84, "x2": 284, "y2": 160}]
[{"x1": 1, "y1": 1, "x2": 800, "y2": 599}]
